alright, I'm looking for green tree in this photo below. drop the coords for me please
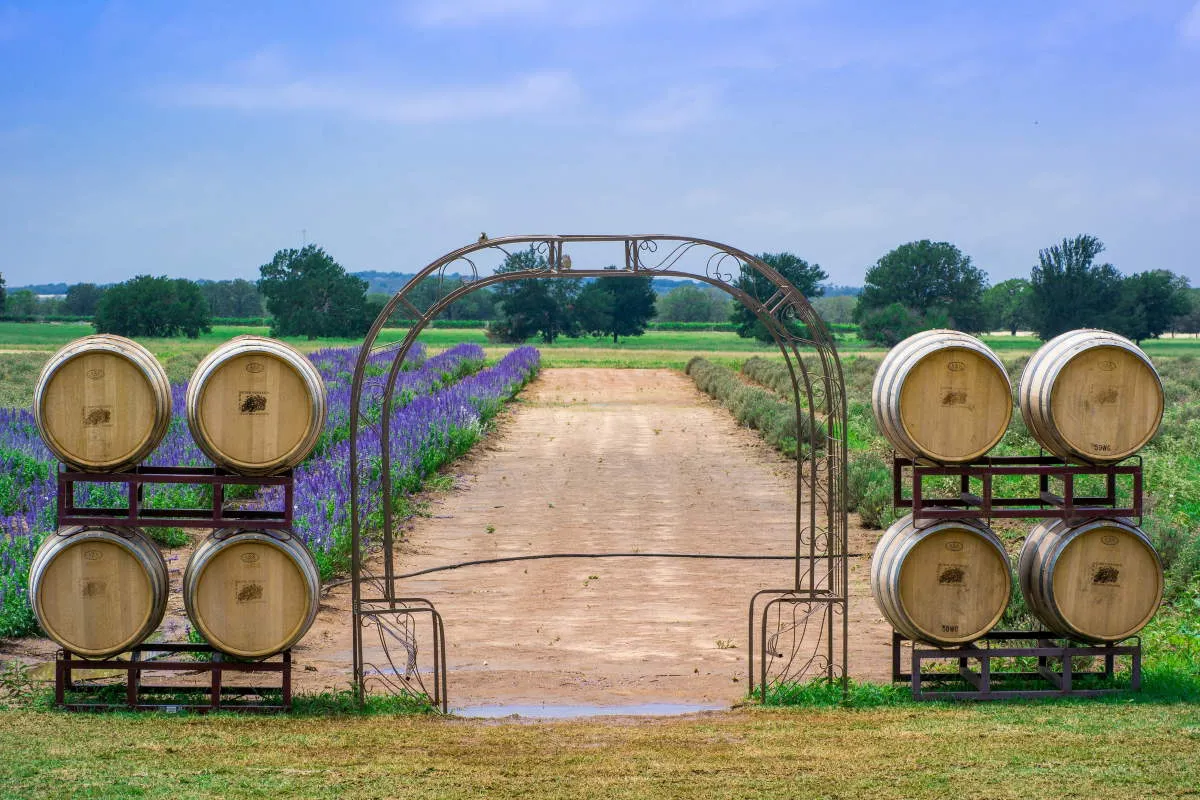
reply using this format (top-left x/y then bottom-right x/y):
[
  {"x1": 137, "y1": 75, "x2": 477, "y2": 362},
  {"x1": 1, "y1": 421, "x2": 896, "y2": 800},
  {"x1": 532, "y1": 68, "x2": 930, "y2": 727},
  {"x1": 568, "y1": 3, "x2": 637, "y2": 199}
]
[
  {"x1": 574, "y1": 274, "x2": 656, "y2": 343},
  {"x1": 1028, "y1": 234, "x2": 1123, "y2": 340},
  {"x1": 199, "y1": 279, "x2": 263, "y2": 318},
  {"x1": 858, "y1": 302, "x2": 950, "y2": 347},
  {"x1": 398, "y1": 275, "x2": 496, "y2": 321},
  {"x1": 982, "y1": 278, "x2": 1032, "y2": 335},
  {"x1": 1172, "y1": 288, "x2": 1200, "y2": 334},
  {"x1": 93, "y1": 276, "x2": 212, "y2": 338},
  {"x1": 1111, "y1": 270, "x2": 1191, "y2": 344},
  {"x1": 0, "y1": 272, "x2": 6, "y2": 315},
  {"x1": 488, "y1": 246, "x2": 581, "y2": 343},
  {"x1": 5, "y1": 289, "x2": 37, "y2": 318},
  {"x1": 64, "y1": 283, "x2": 106, "y2": 317},
  {"x1": 810, "y1": 295, "x2": 857, "y2": 325},
  {"x1": 731, "y1": 252, "x2": 827, "y2": 343},
  {"x1": 656, "y1": 283, "x2": 732, "y2": 323},
  {"x1": 258, "y1": 245, "x2": 372, "y2": 339},
  {"x1": 856, "y1": 240, "x2": 987, "y2": 334}
]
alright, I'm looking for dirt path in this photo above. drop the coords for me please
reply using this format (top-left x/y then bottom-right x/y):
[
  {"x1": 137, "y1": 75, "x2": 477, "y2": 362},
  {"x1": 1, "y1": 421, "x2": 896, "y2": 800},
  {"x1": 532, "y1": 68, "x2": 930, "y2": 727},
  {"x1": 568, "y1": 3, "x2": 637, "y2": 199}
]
[
  {"x1": 298, "y1": 368, "x2": 891, "y2": 708},
  {"x1": 4, "y1": 368, "x2": 893, "y2": 708}
]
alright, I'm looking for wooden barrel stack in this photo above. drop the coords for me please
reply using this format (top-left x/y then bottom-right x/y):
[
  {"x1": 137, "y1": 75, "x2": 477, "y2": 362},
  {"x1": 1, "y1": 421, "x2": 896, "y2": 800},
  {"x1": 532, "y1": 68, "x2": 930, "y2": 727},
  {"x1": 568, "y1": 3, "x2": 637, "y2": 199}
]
[
  {"x1": 871, "y1": 328, "x2": 1164, "y2": 646},
  {"x1": 28, "y1": 334, "x2": 326, "y2": 660},
  {"x1": 1015, "y1": 331, "x2": 1163, "y2": 641}
]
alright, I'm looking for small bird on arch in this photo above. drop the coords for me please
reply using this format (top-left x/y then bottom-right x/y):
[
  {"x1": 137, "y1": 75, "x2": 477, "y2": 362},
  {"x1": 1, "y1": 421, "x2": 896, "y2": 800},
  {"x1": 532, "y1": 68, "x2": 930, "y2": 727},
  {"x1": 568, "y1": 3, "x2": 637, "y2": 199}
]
[{"x1": 478, "y1": 232, "x2": 488, "y2": 242}]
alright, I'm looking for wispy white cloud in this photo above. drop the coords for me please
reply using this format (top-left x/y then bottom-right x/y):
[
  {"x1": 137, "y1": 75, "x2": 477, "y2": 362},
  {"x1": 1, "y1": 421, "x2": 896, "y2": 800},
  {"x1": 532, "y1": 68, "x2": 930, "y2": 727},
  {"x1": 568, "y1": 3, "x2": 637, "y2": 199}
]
[
  {"x1": 162, "y1": 68, "x2": 581, "y2": 124},
  {"x1": 1181, "y1": 0, "x2": 1200, "y2": 42},
  {"x1": 623, "y1": 86, "x2": 718, "y2": 133}
]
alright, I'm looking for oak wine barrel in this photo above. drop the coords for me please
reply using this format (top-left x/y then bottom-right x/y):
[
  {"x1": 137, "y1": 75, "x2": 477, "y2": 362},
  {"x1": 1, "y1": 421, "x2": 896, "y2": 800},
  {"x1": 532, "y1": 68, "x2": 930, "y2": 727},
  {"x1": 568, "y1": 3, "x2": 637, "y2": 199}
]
[
  {"x1": 1019, "y1": 518, "x2": 1162, "y2": 642},
  {"x1": 1018, "y1": 329, "x2": 1162, "y2": 463},
  {"x1": 29, "y1": 526, "x2": 168, "y2": 658},
  {"x1": 872, "y1": 330, "x2": 1012, "y2": 464},
  {"x1": 183, "y1": 528, "x2": 320, "y2": 658},
  {"x1": 871, "y1": 514, "x2": 1012, "y2": 646},
  {"x1": 186, "y1": 336, "x2": 326, "y2": 475},
  {"x1": 34, "y1": 335, "x2": 171, "y2": 471}
]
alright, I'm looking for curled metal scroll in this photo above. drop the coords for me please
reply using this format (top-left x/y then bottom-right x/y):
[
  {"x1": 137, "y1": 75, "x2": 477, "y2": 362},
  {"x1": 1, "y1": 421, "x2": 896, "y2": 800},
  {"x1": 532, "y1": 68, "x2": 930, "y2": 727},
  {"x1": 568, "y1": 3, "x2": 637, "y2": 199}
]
[{"x1": 347, "y1": 235, "x2": 848, "y2": 707}]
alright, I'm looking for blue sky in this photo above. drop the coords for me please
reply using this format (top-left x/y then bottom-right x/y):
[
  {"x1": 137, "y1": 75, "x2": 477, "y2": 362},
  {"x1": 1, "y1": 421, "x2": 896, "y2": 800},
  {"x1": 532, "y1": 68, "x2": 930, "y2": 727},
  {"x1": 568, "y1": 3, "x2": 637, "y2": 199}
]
[{"x1": 2, "y1": 0, "x2": 1198, "y2": 288}]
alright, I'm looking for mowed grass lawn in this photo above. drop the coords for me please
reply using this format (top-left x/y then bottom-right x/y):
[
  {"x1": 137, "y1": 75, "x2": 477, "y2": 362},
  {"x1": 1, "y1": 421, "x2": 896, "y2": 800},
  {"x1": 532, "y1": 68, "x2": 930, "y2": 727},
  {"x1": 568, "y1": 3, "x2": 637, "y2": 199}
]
[{"x1": 1, "y1": 704, "x2": 1198, "y2": 799}]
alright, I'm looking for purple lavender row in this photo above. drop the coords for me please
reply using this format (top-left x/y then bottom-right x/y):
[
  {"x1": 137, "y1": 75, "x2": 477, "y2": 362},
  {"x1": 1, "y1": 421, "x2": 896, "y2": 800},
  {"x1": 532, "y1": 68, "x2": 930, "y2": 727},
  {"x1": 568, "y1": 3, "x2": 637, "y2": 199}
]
[
  {"x1": 0, "y1": 343, "x2": 534, "y2": 629},
  {"x1": 262, "y1": 346, "x2": 540, "y2": 578}
]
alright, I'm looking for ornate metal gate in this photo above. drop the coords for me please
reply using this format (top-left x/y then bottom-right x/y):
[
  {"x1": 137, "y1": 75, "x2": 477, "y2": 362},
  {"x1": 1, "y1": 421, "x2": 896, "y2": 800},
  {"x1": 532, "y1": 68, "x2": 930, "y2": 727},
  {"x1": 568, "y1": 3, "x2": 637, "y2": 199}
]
[{"x1": 346, "y1": 235, "x2": 848, "y2": 708}]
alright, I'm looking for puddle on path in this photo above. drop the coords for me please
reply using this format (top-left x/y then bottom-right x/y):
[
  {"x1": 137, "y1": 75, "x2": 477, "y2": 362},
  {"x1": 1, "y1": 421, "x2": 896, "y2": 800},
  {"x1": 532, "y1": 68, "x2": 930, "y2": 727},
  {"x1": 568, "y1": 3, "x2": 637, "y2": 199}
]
[{"x1": 454, "y1": 702, "x2": 726, "y2": 719}]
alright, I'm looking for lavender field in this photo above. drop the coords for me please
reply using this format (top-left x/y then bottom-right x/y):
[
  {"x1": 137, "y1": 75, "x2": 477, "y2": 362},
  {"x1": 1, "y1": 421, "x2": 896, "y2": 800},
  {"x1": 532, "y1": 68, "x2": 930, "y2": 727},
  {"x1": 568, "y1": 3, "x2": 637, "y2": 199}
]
[{"x1": 0, "y1": 343, "x2": 541, "y2": 638}]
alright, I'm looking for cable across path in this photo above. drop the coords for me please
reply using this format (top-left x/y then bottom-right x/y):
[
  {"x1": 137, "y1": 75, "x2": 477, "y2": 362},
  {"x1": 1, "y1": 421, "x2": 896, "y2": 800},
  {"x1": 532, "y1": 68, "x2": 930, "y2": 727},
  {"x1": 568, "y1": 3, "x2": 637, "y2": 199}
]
[{"x1": 325, "y1": 550, "x2": 863, "y2": 590}]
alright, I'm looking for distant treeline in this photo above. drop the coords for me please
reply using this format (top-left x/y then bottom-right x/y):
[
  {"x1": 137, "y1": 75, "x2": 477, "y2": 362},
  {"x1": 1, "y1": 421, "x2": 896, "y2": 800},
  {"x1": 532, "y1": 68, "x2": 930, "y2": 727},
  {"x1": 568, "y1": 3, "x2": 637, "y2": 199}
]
[{"x1": 3, "y1": 233, "x2": 1195, "y2": 346}]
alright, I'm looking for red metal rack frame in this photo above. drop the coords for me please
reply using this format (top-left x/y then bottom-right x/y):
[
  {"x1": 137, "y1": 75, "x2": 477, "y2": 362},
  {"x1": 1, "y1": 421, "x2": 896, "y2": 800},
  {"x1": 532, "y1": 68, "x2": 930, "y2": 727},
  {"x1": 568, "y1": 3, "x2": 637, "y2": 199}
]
[
  {"x1": 55, "y1": 643, "x2": 292, "y2": 712},
  {"x1": 892, "y1": 454, "x2": 1142, "y2": 522},
  {"x1": 891, "y1": 630, "x2": 1140, "y2": 701},
  {"x1": 57, "y1": 465, "x2": 293, "y2": 530}
]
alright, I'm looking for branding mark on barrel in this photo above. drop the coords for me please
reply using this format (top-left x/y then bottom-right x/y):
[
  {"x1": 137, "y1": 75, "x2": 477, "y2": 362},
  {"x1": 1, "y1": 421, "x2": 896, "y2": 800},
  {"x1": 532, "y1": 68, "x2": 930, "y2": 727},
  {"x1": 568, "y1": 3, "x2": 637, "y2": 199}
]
[
  {"x1": 1099, "y1": 360, "x2": 1117, "y2": 371},
  {"x1": 85, "y1": 368, "x2": 105, "y2": 380},
  {"x1": 240, "y1": 552, "x2": 260, "y2": 564},
  {"x1": 79, "y1": 580, "x2": 107, "y2": 598},
  {"x1": 1091, "y1": 442, "x2": 1113, "y2": 453},
  {"x1": 941, "y1": 390, "x2": 968, "y2": 406},
  {"x1": 245, "y1": 361, "x2": 265, "y2": 374},
  {"x1": 941, "y1": 624, "x2": 959, "y2": 634},
  {"x1": 938, "y1": 565, "x2": 965, "y2": 585},
  {"x1": 1101, "y1": 534, "x2": 1119, "y2": 546},
  {"x1": 236, "y1": 582, "x2": 264, "y2": 602},
  {"x1": 946, "y1": 361, "x2": 965, "y2": 372},
  {"x1": 238, "y1": 392, "x2": 268, "y2": 414},
  {"x1": 945, "y1": 541, "x2": 964, "y2": 552},
  {"x1": 1095, "y1": 387, "x2": 1119, "y2": 405},
  {"x1": 82, "y1": 406, "x2": 112, "y2": 427},
  {"x1": 82, "y1": 549, "x2": 102, "y2": 561},
  {"x1": 1092, "y1": 565, "x2": 1121, "y2": 585}
]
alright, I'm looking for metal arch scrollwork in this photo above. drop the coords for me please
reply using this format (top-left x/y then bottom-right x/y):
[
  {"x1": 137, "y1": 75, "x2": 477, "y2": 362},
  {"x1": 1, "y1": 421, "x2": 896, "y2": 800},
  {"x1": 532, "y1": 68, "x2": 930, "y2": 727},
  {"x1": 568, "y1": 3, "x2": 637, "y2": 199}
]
[{"x1": 346, "y1": 234, "x2": 849, "y2": 708}]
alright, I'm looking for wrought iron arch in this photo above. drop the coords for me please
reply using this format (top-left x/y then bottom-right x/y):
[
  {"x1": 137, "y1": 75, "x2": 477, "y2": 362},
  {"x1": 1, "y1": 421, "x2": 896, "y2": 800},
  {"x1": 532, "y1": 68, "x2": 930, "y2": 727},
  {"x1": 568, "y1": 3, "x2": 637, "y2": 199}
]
[{"x1": 347, "y1": 235, "x2": 848, "y2": 708}]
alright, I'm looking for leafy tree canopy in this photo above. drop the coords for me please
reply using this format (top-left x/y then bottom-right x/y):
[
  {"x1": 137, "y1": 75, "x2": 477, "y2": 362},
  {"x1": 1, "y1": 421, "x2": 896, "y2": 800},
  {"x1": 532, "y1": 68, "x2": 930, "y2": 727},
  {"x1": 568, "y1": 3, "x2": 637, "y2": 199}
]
[
  {"x1": 5, "y1": 289, "x2": 36, "y2": 318},
  {"x1": 858, "y1": 302, "x2": 951, "y2": 347},
  {"x1": 810, "y1": 295, "x2": 856, "y2": 325},
  {"x1": 488, "y1": 246, "x2": 581, "y2": 343},
  {"x1": 656, "y1": 283, "x2": 732, "y2": 323},
  {"x1": 1111, "y1": 270, "x2": 1191, "y2": 344},
  {"x1": 730, "y1": 252, "x2": 827, "y2": 343},
  {"x1": 857, "y1": 240, "x2": 987, "y2": 334},
  {"x1": 199, "y1": 279, "x2": 263, "y2": 318},
  {"x1": 575, "y1": 274, "x2": 656, "y2": 343},
  {"x1": 93, "y1": 275, "x2": 212, "y2": 338},
  {"x1": 64, "y1": 283, "x2": 106, "y2": 317},
  {"x1": 396, "y1": 275, "x2": 496, "y2": 322},
  {"x1": 1028, "y1": 234, "x2": 1122, "y2": 340},
  {"x1": 0, "y1": 272, "x2": 6, "y2": 315},
  {"x1": 982, "y1": 278, "x2": 1032, "y2": 336},
  {"x1": 258, "y1": 245, "x2": 372, "y2": 339}
]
